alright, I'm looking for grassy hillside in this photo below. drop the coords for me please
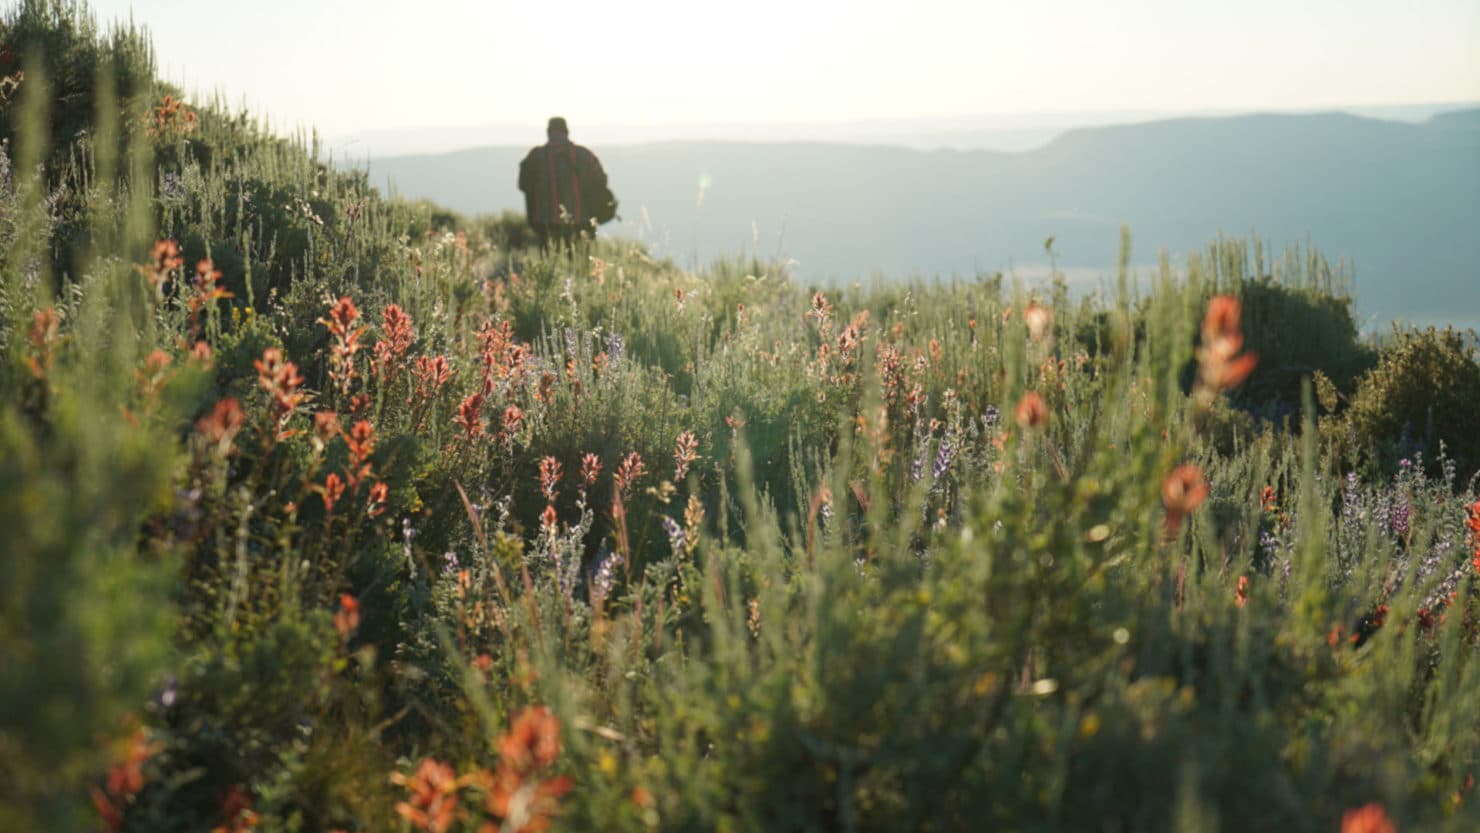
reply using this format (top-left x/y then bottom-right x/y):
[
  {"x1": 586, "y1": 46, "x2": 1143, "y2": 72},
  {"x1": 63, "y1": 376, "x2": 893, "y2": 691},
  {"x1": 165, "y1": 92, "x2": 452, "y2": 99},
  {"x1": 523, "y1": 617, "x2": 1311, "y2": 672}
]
[
  {"x1": 4, "y1": 3, "x2": 1480, "y2": 832},
  {"x1": 363, "y1": 111, "x2": 1480, "y2": 325}
]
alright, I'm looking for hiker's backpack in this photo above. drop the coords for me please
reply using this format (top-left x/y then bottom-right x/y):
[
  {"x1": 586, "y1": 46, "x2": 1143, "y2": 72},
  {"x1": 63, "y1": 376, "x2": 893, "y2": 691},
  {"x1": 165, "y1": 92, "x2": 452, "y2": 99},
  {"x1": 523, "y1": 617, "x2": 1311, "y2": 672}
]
[{"x1": 589, "y1": 177, "x2": 618, "y2": 225}]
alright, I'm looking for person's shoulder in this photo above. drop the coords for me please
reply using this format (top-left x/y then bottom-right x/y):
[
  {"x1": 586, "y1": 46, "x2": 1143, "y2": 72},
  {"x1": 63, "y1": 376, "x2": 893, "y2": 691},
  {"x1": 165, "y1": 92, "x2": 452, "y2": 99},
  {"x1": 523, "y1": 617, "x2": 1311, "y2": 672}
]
[
  {"x1": 521, "y1": 145, "x2": 545, "y2": 162},
  {"x1": 573, "y1": 143, "x2": 600, "y2": 160}
]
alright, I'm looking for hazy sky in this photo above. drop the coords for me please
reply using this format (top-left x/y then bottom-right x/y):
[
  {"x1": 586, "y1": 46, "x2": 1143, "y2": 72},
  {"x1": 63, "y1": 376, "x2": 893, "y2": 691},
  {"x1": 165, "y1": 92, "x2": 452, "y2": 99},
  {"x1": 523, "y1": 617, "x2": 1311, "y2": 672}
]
[{"x1": 87, "y1": 0, "x2": 1480, "y2": 137}]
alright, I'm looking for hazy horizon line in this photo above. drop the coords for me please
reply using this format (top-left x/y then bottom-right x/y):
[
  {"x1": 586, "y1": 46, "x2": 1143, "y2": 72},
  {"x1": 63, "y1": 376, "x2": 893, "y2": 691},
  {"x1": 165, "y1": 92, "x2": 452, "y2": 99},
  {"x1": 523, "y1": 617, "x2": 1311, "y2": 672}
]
[{"x1": 329, "y1": 99, "x2": 1480, "y2": 139}]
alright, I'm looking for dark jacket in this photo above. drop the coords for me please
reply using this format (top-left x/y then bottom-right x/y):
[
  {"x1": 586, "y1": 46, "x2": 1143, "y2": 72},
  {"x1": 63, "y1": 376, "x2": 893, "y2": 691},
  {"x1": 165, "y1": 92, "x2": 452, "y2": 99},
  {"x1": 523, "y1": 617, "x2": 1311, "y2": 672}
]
[{"x1": 518, "y1": 139, "x2": 607, "y2": 227}]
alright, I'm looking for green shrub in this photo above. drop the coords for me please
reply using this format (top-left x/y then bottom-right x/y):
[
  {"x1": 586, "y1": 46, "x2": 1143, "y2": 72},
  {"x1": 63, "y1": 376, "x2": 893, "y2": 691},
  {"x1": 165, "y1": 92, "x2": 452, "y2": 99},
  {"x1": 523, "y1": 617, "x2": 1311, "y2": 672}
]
[{"x1": 1336, "y1": 326, "x2": 1480, "y2": 481}]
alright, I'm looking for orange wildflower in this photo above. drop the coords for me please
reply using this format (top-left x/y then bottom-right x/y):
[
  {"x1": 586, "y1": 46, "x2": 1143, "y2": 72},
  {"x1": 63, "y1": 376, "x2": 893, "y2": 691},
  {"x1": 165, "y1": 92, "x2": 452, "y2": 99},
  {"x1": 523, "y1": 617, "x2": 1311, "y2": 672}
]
[
  {"x1": 480, "y1": 707, "x2": 573, "y2": 833},
  {"x1": 212, "y1": 785, "x2": 260, "y2": 833},
  {"x1": 1196, "y1": 294, "x2": 1258, "y2": 394},
  {"x1": 367, "y1": 481, "x2": 389, "y2": 517},
  {"x1": 25, "y1": 307, "x2": 60, "y2": 379},
  {"x1": 579, "y1": 453, "x2": 602, "y2": 487},
  {"x1": 503, "y1": 405, "x2": 525, "y2": 436},
  {"x1": 614, "y1": 451, "x2": 646, "y2": 496},
  {"x1": 1161, "y1": 464, "x2": 1209, "y2": 534},
  {"x1": 673, "y1": 430, "x2": 700, "y2": 481},
  {"x1": 314, "y1": 410, "x2": 342, "y2": 444},
  {"x1": 373, "y1": 303, "x2": 415, "y2": 381},
  {"x1": 498, "y1": 706, "x2": 562, "y2": 772},
  {"x1": 334, "y1": 594, "x2": 360, "y2": 638},
  {"x1": 322, "y1": 473, "x2": 345, "y2": 514},
  {"x1": 320, "y1": 296, "x2": 366, "y2": 397},
  {"x1": 91, "y1": 725, "x2": 157, "y2": 832},
  {"x1": 454, "y1": 392, "x2": 485, "y2": 440},
  {"x1": 391, "y1": 758, "x2": 462, "y2": 833},
  {"x1": 1340, "y1": 803, "x2": 1396, "y2": 833},
  {"x1": 539, "y1": 456, "x2": 562, "y2": 502},
  {"x1": 1014, "y1": 391, "x2": 1049, "y2": 430},
  {"x1": 198, "y1": 398, "x2": 246, "y2": 453},
  {"x1": 1260, "y1": 485, "x2": 1277, "y2": 513},
  {"x1": 255, "y1": 348, "x2": 305, "y2": 431}
]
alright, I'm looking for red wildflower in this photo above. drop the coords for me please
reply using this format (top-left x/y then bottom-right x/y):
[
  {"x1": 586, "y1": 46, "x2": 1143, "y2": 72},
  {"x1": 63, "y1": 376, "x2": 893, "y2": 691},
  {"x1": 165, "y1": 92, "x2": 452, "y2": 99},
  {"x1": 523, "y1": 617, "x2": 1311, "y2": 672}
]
[
  {"x1": 1340, "y1": 803, "x2": 1395, "y2": 833},
  {"x1": 673, "y1": 430, "x2": 700, "y2": 481},
  {"x1": 322, "y1": 473, "x2": 345, "y2": 514},
  {"x1": 1467, "y1": 498, "x2": 1480, "y2": 574},
  {"x1": 198, "y1": 398, "x2": 246, "y2": 454},
  {"x1": 255, "y1": 348, "x2": 305, "y2": 430},
  {"x1": 1196, "y1": 295, "x2": 1258, "y2": 394},
  {"x1": 1234, "y1": 575, "x2": 1249, "y2": 608},
  {"x1": 341, "y1": 419, "x2": 375, "y2": 487},
  {"x1": 367, "y1": 481, "x2": 389, "y2": 517},
  {"x1": 186, "y1": 259, "x2": 232, "y2": 341},
  {"x1": 212, "y1": 785, "x2": 260, "y2": 833},
  {"x1": 480, "y1": 707, "x2": 573, "y2": 832},
  {"x1": 1014, "y1": 391, "x2": 1049, "y2": 430},
  {"x1": 334, "y1": 594, "x2": 360, "y2": 638},
  {"x1": 413, "y1": 354, "x2": 452, "y2": 404},
  {"x1": 320, "y1": 296, "x2": 366, "y2": 396},
  {"x1": 25, "y1": 307, "x2": 59, "y2": 380},
  {"x1": 539, "y1": 456, "x2": 562, "y2": 502},
  {"x1": 808, "y1": 291, "x2": 832, "y2": 326},
  {"x1": 91, "y1": 725, "x2": 157, "y2": 832},
  {"x1": 503, "y1": 405, "x2": 525, "y2": 437},
  {"x1": 1327, "y1": 624, "x2": 1346, "y2": 648},
  {"x1": 614, "y1": 451, "x2": 646, "y2": 496},
  {"x1": 314, "y1": 410, "x2": 342, "y2": 444},
  {"x1": 454, "y1": 392, "x2": 484, "y2": 439},
  {"x1": 391, "y1": 758, "x2": 462, "y2": 833},
  {"x1": 138, "y1": 239, "x2": 183, "y2": 294},
  {"x1": 579, "y1": 453, "x2": 602, "y2": 487},
  {"x1": 373, "y1": 303, "x2": 415, "y2": 381},
  {"x1": 1162, "y1": 464, "x2": 1209, "y2": 535},
  {"x1": 1260, "y1": 485, "x2": 1277, "y2": 513},
  {"x1": 499, "y1": 707, "x2": 561, "y2": 771}
]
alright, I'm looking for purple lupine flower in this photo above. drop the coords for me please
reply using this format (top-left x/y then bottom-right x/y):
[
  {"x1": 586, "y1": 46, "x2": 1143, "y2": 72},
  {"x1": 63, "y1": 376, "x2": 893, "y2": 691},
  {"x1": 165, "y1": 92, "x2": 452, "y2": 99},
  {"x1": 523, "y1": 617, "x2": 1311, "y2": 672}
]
[
  {"x1": 932, "y1": 436, "x2": 957, "y2": 480},
  {"x1": 1259, "y1": 530, "x2": 1281, "y2": 562},
  {"x1": 590, "y1": 547, "x2": 619, "y2": 604},
  {"x1": 1342, "y1": 472, "x2": 1361, "y2": 520},
  {"x1": 442, "y1": 551, "x2": 460, "y2": 575},
  {"x1": 661, "y1": 515, "x2": 686, "y2": 554},
  {"x1": 606, "y1": 331, "x2": 625, "y2": 366},
  {"x1": 564, "y1": 328, "x2": 579, "y2": 359},
  {"x1": 1391, "y1": 501, "x2": 1411, "y2": 538},
  {"x1": 983, "y1": 405, "x2": 1000, "y2": 428}
]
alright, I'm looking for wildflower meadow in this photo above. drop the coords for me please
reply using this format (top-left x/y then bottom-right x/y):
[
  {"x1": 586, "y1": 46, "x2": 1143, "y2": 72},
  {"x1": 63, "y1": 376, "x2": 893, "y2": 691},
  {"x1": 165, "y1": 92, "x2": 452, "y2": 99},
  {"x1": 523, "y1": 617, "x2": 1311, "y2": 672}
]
[{"x1": 2, "y1": 3, "x2": 1479, "y2": 831}]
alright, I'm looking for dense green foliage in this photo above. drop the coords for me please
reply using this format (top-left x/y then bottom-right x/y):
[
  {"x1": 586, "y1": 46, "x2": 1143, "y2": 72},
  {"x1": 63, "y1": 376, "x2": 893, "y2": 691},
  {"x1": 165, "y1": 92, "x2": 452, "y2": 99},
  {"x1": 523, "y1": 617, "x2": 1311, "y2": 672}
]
[{"x1": 3, "y1": 3, "x2": 1479, "y2": 832}]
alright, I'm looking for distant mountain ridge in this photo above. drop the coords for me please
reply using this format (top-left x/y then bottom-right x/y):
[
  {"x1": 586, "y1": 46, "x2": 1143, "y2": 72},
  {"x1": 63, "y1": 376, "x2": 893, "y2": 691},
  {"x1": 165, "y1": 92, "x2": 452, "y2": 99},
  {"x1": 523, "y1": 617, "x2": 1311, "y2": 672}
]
[{"x1": 353, "y1": 111, "x2": 1480, "y2": 323}]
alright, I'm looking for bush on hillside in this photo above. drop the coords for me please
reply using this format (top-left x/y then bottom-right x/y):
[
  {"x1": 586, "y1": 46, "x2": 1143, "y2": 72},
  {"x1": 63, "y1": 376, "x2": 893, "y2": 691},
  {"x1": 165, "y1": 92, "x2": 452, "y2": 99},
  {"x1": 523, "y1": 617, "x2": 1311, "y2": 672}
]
[
  {"x1": 1331, "y1": 326, "x2": 1480, "y2": 482},
  {"x1": 1236, "y1": 275, "x2": 1376, "y2": 413}
]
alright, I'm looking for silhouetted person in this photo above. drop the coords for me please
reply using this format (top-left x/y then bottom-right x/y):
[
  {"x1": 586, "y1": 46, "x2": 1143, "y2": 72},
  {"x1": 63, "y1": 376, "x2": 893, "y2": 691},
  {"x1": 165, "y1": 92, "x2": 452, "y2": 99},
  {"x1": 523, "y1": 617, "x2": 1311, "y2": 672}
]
[{"x1": 518, "y1": 117, "x2": 614, "y2": 253}]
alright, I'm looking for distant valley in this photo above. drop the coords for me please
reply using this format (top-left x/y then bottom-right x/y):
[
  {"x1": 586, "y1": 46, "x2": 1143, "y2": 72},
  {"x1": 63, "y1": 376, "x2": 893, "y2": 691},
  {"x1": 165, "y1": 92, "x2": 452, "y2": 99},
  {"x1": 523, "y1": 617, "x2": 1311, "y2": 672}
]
[{"x1": 350, "y1": 110, "x2": 1480, "y2": 325}]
